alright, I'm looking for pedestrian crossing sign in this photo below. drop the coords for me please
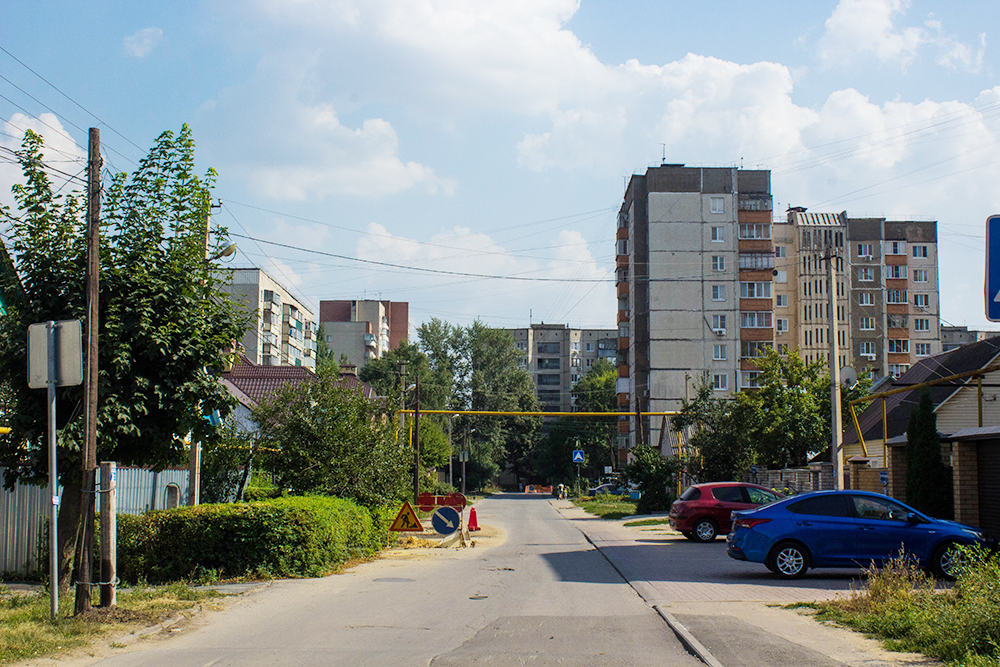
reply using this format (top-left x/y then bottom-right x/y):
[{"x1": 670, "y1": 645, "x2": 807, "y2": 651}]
[{"x1": 390, "y1": 501, "x2": 424, "y2": 532}]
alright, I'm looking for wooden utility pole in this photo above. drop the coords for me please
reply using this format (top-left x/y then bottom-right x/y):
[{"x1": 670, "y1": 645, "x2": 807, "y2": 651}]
[
  {"x1": 99, "y1": 461, "x2": 116, "y2": 607},
  {"x1": 76, "y1": 128, "x2": 100, "y2": 614}
]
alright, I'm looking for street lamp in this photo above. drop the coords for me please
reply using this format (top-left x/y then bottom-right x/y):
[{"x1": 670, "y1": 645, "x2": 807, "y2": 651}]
[{"x1": 207, "y1": 242, "x2": 238, "y2": 262}]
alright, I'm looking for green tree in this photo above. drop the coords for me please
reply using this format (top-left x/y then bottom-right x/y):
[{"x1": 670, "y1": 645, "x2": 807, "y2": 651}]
[
  {"x1": 0, "y1": 126, "x2": 247, "y2": 588},
  {"x1": 253, "y1": 366, "x2": 408, "y2": 506},
  {"x1": 314, "y1": 323, "x2": 339, "y2": 375},
  {"x1": 905, "y1": 388, "x2": 952, "y2": 518},
  {"x1": 199, "y1": 418, "x2": 255, "y2": 504},
  {"x1": 624, "y1": 444, "x2": 680, "y2": 514},
  {"x1": 673, "y1": 380, "x2": 756, "y2": 482}
]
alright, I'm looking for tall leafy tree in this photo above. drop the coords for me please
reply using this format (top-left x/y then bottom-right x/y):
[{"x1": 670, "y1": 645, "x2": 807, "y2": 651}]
[
  {"x1": 253, "y1": 366, "x2": 408, "y2": 506},
  {"x1": 314, "y1": 323, "x2": 339, "y2": 375},
  {"x1": 905, "y1": 388, "x2": 952, "y2": 518},
  {"x1": 0, "y1": 126, "x2": 248, "y2": 587}
]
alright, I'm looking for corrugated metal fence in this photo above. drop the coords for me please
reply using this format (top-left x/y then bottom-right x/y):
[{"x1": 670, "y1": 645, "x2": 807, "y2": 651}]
[{"x1": 0, "y1": 466, "x2": 189, "y2": 577}]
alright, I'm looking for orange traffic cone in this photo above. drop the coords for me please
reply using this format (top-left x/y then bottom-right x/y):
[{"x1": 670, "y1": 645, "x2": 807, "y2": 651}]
[{"x1": 468, "y1": 506, "x2": 481, "y2": 531}]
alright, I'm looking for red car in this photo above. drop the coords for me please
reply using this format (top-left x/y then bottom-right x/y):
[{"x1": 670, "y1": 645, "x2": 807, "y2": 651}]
[{"x1": 669, "y1": 483, "x2": 783, "y2": 542}]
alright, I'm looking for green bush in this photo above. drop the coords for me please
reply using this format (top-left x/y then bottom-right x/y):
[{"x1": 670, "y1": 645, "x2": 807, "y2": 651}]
[{"x1": 117, "y1": 496, "x2": 392, "y2": 584}]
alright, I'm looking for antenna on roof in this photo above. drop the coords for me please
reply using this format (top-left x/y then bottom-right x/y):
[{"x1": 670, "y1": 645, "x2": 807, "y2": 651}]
[{"x1": 660, "y1": 143, "x2": 667, "y2": 166}]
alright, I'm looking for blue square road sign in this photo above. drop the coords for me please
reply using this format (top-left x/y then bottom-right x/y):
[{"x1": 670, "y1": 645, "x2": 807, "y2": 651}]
[{"x1": 986, "y1": 215, "x2": 1000, "y2": 321}]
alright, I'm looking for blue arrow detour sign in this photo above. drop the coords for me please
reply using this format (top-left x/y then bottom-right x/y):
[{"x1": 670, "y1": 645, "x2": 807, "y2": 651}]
[{"x1": 432, "y1": 506, "x2": 461, "y2": 535}]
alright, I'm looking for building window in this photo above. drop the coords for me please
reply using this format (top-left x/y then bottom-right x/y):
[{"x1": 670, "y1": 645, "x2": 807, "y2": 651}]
[
  {"x1": 915, "y1": 343, "x2": 932, "y2": 356},
  {"x1": 741, "y1": 371, "x2": 763, "y2": 388},
  {"x1": 913, "y1": 269, "x2": 928, "y2": 283},
  {"x1": 713, "y1": 344, "x2": 727, "y2": 361},
  {"x1": 859, "y1": 341, "x2": 876, "y2": 358},
  {"x1": 571, "y1": 357, "x2": 582, "y2": 367},
  {"x1": 740, "y1": 311, "x2": 772, "y2": 328},
  {"x1": 711, "y1": 225, "x2": 725, "y2": 241},
  {"x1": 776, "y1": 318, "x2": 789, "y2": 333},
  {"x1": 857, "y1": 243, "x2": 874, "y2": 257},
  {"x1": 886, "y1": 289, "x2": 908, "y2": 304},
  {"x1": 712, "y1": 373, "x2": 728, "y2": 391},
  {"x1": 859, "y1": 317, "x2": 875, "y2": 330},
  {"x1": 712, "y1": 256, "x2": 726, "y2": 272},
  {"x1": 586, "y1": 358, "x2": 593, "y2": 367},
  {"x1": 859, "y1": 292, "x2": 873, "y2": 306},
  {"x1": 710, "y1": 197, "x2": 725, "y2": 214},
  {"x1": 774, "y1": 246, "x2": 786, "y2": 258},
  {"x1": 914, "y1": 293, "x2": 929, "y2": 308},
  {"x1": 537, "y1": 358, "x2": 561, "y2": 369},
  {"x1": 586, "y1": 342, "x2": 593, "y2": 351},
  {"x1": 914, "y1": 318, "x2": 930, "y2": 332},
  {"x1": 888, "y1": 364, "x2": 910, "y2": 377},
  {"x1": 738, "y1": 223, "x2": 771, "y2": 240},
  {"x1": 775, "y1": 270, "x2": 787, "y2": 283},
  {"x1": 712, "y1": 285, "x2": 726, "y2": 301},
  {"x1": 887, "y1": 265, "x2": 907, "y2": 279},
  {"x1": 571, "y1": 374, "x2": 581, "y2": 383},
  {"x1": 571, "y1": 341, "x2": 580, "y2": 351},
  {"x1": 740, "y1": 282, "x2": 772, "y2": 298},
  {"x1": 888, "y1": 339, "x2": 910, "y2": 353},
  {"x1": 776, "y1": 294, "x2": 787, "y2": 307},
  {"x1": 887, "y1": 240, "x2": 906, "y2": 255},
  {"x1": 712, "y1": 314, "x2": 726, "y2": 331},
  {"x1": 857, "y1": 267, "x2": 873, "y2": 281},
  {"x1": 741, "y1": 341, "x2": 771, "y2": 358},
  {"x1": 537, "y1": 342, "x2": 560, "y2": 354},
  {"x1": 739, "y1": 253, "x2": 774, "y2": 269},
  {"x1": 913, "y1": 245, "x2": 928, "y2": 258},
  {"x1": 616, "y1": 239, "x2": 628, "y2": 255},
  {"x1": 887, "y1": 314, "x2": 908, "y2": 329},
  {"x1": 537, "y1": 374, "x2": 561, "y2": 386}
]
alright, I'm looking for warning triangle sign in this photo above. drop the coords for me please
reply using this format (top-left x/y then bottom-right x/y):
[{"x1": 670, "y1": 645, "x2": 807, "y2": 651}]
[{"x1": 390, "y1": 501, "x2": 424, "y2": 532}]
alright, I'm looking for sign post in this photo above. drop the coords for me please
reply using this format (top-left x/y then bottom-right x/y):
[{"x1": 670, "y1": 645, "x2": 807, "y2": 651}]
[
  {"x1": 986, "y1": 215, "x2": 1000, "y2": 321},
  {"x1": 28, "y1": 319, "x2": 83, "y2": 619}
]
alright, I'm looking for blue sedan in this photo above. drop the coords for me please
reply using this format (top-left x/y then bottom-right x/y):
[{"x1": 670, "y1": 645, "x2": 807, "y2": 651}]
[{"x1": 726, "y1": 490, "x2": 995, "y2": 580}]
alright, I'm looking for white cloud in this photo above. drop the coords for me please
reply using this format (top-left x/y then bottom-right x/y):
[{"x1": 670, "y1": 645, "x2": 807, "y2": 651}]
[
  {"x1": 817, "y1": 0, "x2": 984, "y2": 71},
  {"x1": 123, "y1": 27, "x2": 163, "y2": 58},
  {"x1": 0, "y1": 114, "x2": 86, "y2": 203}
]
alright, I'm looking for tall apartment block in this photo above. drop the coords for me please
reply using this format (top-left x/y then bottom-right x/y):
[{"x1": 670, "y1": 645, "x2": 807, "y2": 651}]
[
  {"x1": 221, "y1": 268, "x2": 317, "y2": 369},
  {"x1": 775, "y1": 210, "x2": 941, "y2": 379},
  {"x1": 318, "y1": 300, "x2": 409, "y2": 369},
  {"x1": 617, "y1": 164, "x2": 774, "y2": 458},
  {"x1": 507, "y1": 324, "x2": 618, "y2": 412}
]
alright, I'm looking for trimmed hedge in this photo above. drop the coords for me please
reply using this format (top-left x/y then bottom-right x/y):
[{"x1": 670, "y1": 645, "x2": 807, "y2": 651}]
[{"x1": 117, "y1": 496, "x2": 392, "y2": 583}]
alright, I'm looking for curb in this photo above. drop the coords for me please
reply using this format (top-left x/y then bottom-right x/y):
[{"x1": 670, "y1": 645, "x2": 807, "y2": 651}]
[{"x1": 654, "y1": 606, "x2": 726, "y2": 667}]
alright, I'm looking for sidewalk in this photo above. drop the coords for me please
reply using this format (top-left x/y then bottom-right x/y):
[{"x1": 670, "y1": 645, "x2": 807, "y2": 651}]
[{"x1": 554, "y1": 500, "x2": 936, "y2": 667}]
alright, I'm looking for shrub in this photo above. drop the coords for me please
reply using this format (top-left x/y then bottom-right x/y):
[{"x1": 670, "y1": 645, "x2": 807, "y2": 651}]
[
  {"x1": 117, "y1": 496, "x2": 391, "y2": 584},
  {"x1": 624, "y1": 445, "x2": 678, "y2": 514}
]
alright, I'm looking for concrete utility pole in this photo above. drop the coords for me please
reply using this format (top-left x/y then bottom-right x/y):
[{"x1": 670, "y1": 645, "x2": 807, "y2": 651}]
[
  {"x1": 399, "y1": 362, "x2": 407, "y2": 444},
  {"x1": 825, "y1": 249, "x2": 844, "y2": 490},
  {"x1": 76, "y1": 128, "x2": 101, "y2": 615}
]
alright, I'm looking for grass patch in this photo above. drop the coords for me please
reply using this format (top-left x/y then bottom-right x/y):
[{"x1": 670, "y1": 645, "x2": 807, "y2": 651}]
[
  {"x1": 0, "y1": 583, "x2": 222, "y2": 665},
  {"x1": 816, "y1": 546, "x2": 1000, "y2": 666},
  {"x1": 623, "y1": 518, "x2": 670, "y2": 527},
  {"x1": 572, "y1": 495, "x2": 637, "y2": 520}
]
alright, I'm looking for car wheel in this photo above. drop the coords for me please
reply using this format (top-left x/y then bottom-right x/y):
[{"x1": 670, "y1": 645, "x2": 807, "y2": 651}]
[
  {"x1": 692, "y1": 518, "x2": 718, "y2": 542},
  {"x1": 931, "y1": 542, "x2": 962, "y2": 581},
  {"x1": 769, "y1": 541, "x2": 809, "y2": 579}
]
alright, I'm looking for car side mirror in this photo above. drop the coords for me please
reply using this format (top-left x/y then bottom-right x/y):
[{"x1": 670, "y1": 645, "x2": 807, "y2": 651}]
[{"x1": 906, "y1": 512, "x2": 921, "y2": 524}]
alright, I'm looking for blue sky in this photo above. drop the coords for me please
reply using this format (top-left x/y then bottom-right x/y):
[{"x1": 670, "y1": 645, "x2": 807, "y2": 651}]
[{"x1": 2, "y1": 0, "x2": 999, "y2": 335}]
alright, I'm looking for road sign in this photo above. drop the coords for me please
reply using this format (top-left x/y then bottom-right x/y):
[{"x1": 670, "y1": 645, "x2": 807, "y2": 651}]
[
  {"x1": 604, "y1": 466, "x2": 613, "y2": 474},
  {"x1": 879, "y1": 470, "x2": 889, "y2": 487},
  {"x1": 572, "y1": 450, "x2": 585, "y2": 463},
  {"x1": 987, "y1": 215, "x2": 1000, "y2": 321},
  {"x1": 750, "y1": 465, "x2": 757, "y2": 473},
  {"x1": 431, "y1": 506, "x2": 461, "y2": 535},
  {"x1": 416, "y1": 492, "x2": 467, "y2": 513},
  {"x1": 389, "y1": 501, "x2": 423, "y2": 532},
  {"x1": 28, "y1": 320, "x2": 83, "y2": 388}
]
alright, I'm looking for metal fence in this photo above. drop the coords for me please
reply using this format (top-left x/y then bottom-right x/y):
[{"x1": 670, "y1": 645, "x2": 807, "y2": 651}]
[{"x1": 0, "y1": 466, "x2": 190, "y2": 577}]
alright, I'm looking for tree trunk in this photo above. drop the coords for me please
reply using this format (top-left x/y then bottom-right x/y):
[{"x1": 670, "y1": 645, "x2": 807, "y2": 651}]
[{"x1": 57, "y1": 471, "x2": 82, "y2": 594}]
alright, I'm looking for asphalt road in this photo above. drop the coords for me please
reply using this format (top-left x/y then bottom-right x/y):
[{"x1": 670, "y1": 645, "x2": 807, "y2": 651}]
[{"x1": 80, "y1": 494, "x2": 703, "y2": 667}]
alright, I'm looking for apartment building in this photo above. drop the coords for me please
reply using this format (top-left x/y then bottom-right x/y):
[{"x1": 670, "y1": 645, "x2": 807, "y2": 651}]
[
  {"x1": 942, "y1": 326, "x2": 1000, "y2": 351},
  {"x1": 617, "y1": 164, "x2": 773, "y2": 457},
  {"x1": 220, "y1": 268, "x2": 317, "y2": 369},
  {"x1": 507, "y1": 324, "x2": 617, "y2": 412},
  {"x1": 318, "y1": 300, "x2": 408, "y2": 369}
]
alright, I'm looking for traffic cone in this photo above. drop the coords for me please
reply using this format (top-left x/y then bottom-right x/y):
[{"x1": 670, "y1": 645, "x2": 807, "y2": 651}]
[{"x1": 468, "y1": 506, "x2": 481, "y2": 531}]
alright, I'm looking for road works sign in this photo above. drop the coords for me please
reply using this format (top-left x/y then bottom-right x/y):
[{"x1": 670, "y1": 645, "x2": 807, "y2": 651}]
[
  {"x1": 572, "y1": 450, "x2": 585, "y2": 463},
  {"x1": 986, "y1": 215, "x2": 1000, "y2": 321},
  {"x1": 416, "y1": 492, "x2": 467, "y2": 513},
  {"x1": 389, "y1": 501, "x2": 423, "y2": 532}
]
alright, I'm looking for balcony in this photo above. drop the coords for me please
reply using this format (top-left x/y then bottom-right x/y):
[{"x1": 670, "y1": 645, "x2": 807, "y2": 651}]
[
  {"x1": 617, "y1": 282, "x2": 628, "y2": 297},
  {"x1": 617, "y1": 309, "x2": 630, "y2": 324},
  {"x1": 738, "y1": 194, "x2": 773, "y2": 211},
  {"x1": 618, "y1": 336, "x2": 629, "y2": 351}
]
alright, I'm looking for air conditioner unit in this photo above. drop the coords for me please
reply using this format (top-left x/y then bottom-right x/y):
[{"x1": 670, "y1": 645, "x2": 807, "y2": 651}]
[{"x1": 713, "y1": 328, "x2": 726, "y2": 336}]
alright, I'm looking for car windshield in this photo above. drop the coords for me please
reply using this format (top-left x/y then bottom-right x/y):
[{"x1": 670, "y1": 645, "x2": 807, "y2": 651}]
[{"x1": 678, "y1": 486, "x2": 701, "y2": 501}]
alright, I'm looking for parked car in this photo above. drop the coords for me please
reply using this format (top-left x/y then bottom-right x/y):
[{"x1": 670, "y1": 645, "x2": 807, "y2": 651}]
[
  {"x1": 668, "y1": 482, "x2": 783, "y2": 542},
  {"x1": 727, "y1": 490, "x2": 997, "y2": 580},
  {"x1": 588, "y1": 483, "x2": 626, "y2": 496}
]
